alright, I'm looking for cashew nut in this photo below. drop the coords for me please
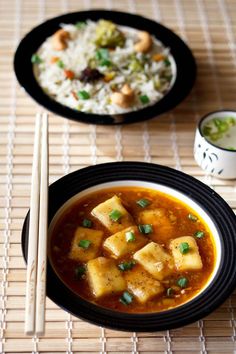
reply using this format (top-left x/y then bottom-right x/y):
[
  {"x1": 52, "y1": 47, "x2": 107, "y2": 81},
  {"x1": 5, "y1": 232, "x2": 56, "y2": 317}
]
[
  {"x1": 121, "y1": 83, "x2": 134, "y2": 97},
  {"x1": 134, "y1": 31, "x2": 153, "y2": 53},
  {"x1": 52, "y1": 29, "x2": 70, "y2": 50},
  {"x1": 111, "y1": 84, "x2": 134, "y2": 108}
]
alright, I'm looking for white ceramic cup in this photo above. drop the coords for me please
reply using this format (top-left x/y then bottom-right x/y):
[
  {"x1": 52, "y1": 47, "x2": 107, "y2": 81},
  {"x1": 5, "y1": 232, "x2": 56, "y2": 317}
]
[{"x1": 194, "y1": 110, "x2": 236, "y2": 179}]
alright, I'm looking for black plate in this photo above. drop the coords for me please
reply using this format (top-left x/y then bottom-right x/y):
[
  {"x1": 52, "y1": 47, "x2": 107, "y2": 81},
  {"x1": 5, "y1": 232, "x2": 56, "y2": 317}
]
[
  {"x1": 14, "y1": 10, "x2": 196, "y2": 125},
  {"x1": 21, "y1": 162, "x2": 236, "y2": 331}
]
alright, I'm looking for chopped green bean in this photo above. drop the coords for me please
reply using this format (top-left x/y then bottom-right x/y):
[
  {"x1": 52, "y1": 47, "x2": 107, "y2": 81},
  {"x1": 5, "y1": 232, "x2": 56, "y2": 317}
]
[
  {"x1": 75, "y1": 21, "x2": 86, "y2": 29},
  {"x1": 57, "y1": 60, "x2": 65, "y2": 68},
  {"x1": 31, "y1": 54, "x2": 42, "y2": 64},
  {"x1": 78, "y1": 90, "x2": 90, "y2": 99},
  {"x1": 139, "y1": 95, "x2": 150, "y2": 104}
]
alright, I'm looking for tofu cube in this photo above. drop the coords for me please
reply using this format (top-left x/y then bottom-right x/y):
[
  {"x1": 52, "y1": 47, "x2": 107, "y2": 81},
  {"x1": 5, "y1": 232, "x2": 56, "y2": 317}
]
[
  {"x1": 138, "y1": 208, "x2": 174, "y2": 242},
  {"x1": 87, "y1": 257, "x2": 126, "y2": 298},
  {"x1": 169, "y1": 236, "x2": 203, "y2": 271},
  {"x1": 134, "y1": 242, "x2": 174, "y2": 280},
  {"x1": 69, "y1": 227, "x2": 104, "y2": 262},
  {"x1": 91, "y1": 195, "x2": 134, "y2": 233},
  {"x1": 124, "y1": 265, "x2": 164, "y2": 303},
  {"x1": 103, "y1": 226, "x2": 147, "y2": 258}
]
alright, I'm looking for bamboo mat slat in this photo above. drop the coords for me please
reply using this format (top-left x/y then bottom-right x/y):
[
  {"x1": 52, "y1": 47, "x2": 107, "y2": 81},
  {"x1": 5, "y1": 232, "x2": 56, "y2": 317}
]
[{"x1": 1, "y1": 0, "x2": 236, "y2": 353}]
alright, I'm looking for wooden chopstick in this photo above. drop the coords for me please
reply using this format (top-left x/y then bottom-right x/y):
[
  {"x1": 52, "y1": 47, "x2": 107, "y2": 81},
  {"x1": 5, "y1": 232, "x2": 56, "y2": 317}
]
[
  {"x1": 25, "y1": 113, "x2": 41, "y2": 335},
  {"x1": 36, "y1": 113, "x2": 48, "y2": 335},
  {"x1": 25, "y1": 113, "x2": 48, "y2": 336}
]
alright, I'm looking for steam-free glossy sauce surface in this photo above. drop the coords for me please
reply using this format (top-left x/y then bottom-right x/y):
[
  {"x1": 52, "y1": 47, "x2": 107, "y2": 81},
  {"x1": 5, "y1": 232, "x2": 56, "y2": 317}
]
[{"x1": 49, "y1": 187, "x2": 216, "y2": 313}]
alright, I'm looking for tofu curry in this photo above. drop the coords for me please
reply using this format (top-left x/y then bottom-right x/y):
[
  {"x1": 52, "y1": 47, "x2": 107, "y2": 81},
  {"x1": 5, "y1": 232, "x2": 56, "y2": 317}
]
[{"x1": 49, "y1": 187, "x2": 216, "y2": 313}]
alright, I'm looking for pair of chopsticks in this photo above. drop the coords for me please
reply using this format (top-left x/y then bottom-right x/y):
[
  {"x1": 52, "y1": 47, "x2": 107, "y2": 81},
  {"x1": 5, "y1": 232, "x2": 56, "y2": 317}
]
[{"x1": 25, "y1": 113, "x2": 48, "y2": 336}]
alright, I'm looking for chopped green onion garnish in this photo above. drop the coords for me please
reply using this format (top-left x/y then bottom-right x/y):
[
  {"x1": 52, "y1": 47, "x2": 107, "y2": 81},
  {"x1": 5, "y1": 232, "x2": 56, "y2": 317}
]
[
  {"x1": 177, "y1": 277, "x2": 188, "y2": 288},
  {"x1": 138, "y1": 224, "x2": 153, "y2": 234},
  {"x1": 118, "y1": 261, "x2": 136, "y2": 272},
  {"x1": 82, "y1": 218, "x2": 92, "y2": 228},
  {"x1": 139, "y1": 95, "x2": 150, "y2": 104},
  {"x1": 164, "y1": 58, "x2": 171, "y2": 66},
  {"x1": 75, "y1": 21, "x2": 86, "y2": 29},
  {"x1": 136, "y1": 198, "x2": 150, "y2": 208},
  {"x1": 202, "y1": 125, "x2": 211, "y2": 136},
  {"x1": 194, "y1": 230, "x2": 205, "y2": 239},
  {"x1": 75, "y1": 265, "x2": 86, "y2": 279},
  {"x1": 78, "y1": 90, "x2": 90, "y2": 99},
  {"x1": 78, "y1": 239, "x2": 91, "y2": 249},
  {"x1": 179, "y1": 242, "x2": 190, "y2": 254},
  {"x1": 166, "y1": 287, "x2": 174, "y2": 297},
  {"x1": 119, "y1": 291, "x2": 133, "y2": 305},
  {"x1": 31, "y1": 54, "x2": 42, "y2": 64},
  {"x1": 125, "y1": 231, "x2": 136, "y2": 242},
  {"x1": 210, "y1": 132, "x2": 222, "y2": 141},
  {"x1": 57, "y1": 60, "x2": 65, "y2": 68},
  {"x1": 226, "y1": 117, "x2": 236, "y2": 126},
  {"x1": 188, "y1": 213, "x2": 198, "y2": 222},
  {"x1": 213, "y1": 118, "x2": 228, "y2": 133},
  {"x1": 109, "y1": 209, "x2": 122, "y2": 222}
]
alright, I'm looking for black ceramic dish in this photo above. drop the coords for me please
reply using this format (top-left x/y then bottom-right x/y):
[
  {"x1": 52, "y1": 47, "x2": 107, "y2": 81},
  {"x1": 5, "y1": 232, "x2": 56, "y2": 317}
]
[
  {"x1": 14, "y1": 10, "x2": 196, "y2": 125},
  {"x1": 21, "y1": 162, "x2": 236, "y2": 332}
]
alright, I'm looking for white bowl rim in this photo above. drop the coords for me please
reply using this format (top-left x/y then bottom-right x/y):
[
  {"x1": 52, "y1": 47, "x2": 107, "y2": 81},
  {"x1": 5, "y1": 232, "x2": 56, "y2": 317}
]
[{"x1": 48, "y1": 179, "x2": 222, "y2": 307}]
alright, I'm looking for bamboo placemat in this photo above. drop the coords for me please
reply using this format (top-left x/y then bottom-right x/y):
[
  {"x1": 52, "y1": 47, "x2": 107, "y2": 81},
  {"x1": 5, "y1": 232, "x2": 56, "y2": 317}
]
[{"x1": 1, "y1": 0, "x2": 236, "y2": 353}]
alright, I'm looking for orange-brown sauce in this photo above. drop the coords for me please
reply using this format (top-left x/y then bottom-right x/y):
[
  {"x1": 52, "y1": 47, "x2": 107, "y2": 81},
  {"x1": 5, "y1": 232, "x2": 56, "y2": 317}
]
[{"x1": 49, "y1": 187, "x2": 216, "y2": 313}]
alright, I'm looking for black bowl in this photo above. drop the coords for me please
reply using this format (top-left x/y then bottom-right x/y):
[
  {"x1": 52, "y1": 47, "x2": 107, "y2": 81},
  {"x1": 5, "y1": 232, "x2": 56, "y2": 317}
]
[
  {"x1": 21, "y1": 162, "x2": 236, "y2": 331},
  {"x1": 14, "y1": 10, "x2": 196, "y2": 125}
]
